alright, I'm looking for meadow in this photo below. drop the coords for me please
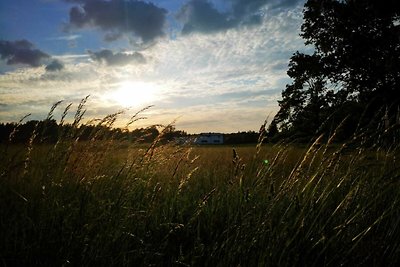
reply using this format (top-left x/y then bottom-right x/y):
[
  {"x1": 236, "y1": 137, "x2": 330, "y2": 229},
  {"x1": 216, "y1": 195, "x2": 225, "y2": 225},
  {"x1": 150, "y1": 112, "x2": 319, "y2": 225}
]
[{"x1": 1, "y1": 108, "x2": 400, "y2": 266}]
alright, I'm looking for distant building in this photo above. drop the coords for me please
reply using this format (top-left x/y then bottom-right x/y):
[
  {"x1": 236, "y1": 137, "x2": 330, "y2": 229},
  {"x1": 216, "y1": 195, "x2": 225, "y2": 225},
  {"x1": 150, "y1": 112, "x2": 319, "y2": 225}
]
[{"x1": 194, "y1": 133, "x2": 224, "y2": 145}]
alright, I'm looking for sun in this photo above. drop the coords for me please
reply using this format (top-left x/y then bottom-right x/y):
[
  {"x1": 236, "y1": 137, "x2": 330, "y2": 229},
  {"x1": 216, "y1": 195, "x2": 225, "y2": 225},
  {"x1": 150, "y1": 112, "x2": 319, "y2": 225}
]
[{"x1": 109, "y1": 81, "x2": 158, "y2": 107}]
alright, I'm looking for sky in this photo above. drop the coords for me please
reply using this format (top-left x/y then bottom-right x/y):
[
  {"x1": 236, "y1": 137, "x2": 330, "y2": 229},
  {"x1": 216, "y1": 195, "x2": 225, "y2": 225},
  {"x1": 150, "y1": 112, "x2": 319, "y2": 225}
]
[{"x1": 0, "y1": 0, "x2": 307, "y2": 133}]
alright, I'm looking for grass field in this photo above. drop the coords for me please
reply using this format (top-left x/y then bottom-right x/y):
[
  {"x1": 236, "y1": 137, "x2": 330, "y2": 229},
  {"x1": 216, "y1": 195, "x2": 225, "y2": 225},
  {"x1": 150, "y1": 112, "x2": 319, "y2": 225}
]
[{"x1": 1, "y1": 118, "x2": 400, "y2": 266}]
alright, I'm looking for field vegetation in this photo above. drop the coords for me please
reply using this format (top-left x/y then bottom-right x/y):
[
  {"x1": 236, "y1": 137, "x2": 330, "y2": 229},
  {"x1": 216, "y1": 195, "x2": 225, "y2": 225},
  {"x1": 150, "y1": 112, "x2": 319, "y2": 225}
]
[
  {"x1": 1, "y1": 101, "x2": 399, "y2": 266},
  {"x1": 2, "y1": 1, "x2": 400, "y2": 265}
]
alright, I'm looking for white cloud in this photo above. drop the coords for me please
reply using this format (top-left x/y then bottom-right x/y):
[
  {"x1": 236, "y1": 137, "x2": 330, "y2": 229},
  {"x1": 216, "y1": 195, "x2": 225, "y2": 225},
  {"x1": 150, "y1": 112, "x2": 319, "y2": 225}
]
[
  {"x1": 0, "y1": 6, "x2": 305, "y2": 132},
  {"x1": 47, "y1": 35, "x2": 81, "y2": 41}
]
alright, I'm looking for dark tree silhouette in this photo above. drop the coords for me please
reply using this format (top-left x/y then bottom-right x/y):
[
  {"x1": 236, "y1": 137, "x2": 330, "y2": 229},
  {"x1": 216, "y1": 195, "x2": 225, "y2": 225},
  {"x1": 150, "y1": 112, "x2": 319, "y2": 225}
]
[
  {"x1": 0, "y1": 120, "x2": 169, "y2": 144},
  {"x1": 272, "y1": 0, "x2": 400, "y2": 141}
]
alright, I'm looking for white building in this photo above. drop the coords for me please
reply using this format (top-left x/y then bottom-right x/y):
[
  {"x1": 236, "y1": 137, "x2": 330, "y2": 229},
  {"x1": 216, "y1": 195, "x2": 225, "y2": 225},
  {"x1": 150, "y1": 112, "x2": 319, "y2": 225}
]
[{"x1": 194, "y1": 133, "x2": 224, "y2": 145}]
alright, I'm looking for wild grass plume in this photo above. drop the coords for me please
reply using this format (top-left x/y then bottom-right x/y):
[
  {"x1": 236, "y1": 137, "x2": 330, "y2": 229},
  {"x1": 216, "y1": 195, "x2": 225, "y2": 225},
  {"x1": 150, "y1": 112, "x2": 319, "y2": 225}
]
[{"x1": 0, "y1": 100, "x2": 399, "y2": 266}]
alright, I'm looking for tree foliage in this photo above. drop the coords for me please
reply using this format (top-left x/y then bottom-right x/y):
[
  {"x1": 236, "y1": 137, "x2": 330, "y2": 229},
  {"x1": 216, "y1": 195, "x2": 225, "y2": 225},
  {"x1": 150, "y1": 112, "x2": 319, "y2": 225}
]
[
  {"x1": 272, "y1": 0, "x2": 400, "y2": 141},
  {"x1": 0, "y1": 120, "x2": 187, "y2": 145}
]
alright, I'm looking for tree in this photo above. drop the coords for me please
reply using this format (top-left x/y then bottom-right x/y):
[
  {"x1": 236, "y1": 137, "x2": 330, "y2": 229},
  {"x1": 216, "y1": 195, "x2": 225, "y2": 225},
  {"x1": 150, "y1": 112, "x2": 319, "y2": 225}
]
[
  {"x1": 302, "y1": 0, "x2": 400, "y2": 103},
  {"x1": 274, "y1": 52, "x2": 334, "y2": 138},
  {"x1": 273, "y1": 0, "x2": 400, "y2": 140}
]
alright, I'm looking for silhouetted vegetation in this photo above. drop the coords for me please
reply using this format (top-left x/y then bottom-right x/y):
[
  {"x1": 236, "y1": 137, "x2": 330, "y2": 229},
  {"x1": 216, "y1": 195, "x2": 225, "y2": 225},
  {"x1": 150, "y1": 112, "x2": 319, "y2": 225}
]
[
  {"x1": 271, "y1": 0, "x2": 400, "y2": 142},
  {"x1": 0, "y1": 121, "x2": 265, "y2": 145},
  {"x1": 1, "y1": 1, "x2": 400, "y2": 266},
  {"x1": 0, "y1": 120, "x2": 189, "y2": 145},
  {"x1": 224, "y1": 131, "x2": 259, "y2": 144},
  {"x1": 1, "y1": 102, "x2": 399, "y2": 266}
]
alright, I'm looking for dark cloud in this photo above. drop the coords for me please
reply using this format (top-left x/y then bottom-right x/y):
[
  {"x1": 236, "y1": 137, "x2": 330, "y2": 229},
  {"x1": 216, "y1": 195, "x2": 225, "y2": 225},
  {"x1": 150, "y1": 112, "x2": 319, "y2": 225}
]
[
  {"x1": 231, "y1": 0, "x2": 267, "y2": 19},
  {"x1": 65, "y1": 0, "x2": 167, "y2": 43},
  {"x1": 45, "y1": 59, "x2": 64, "y2": 71},
  {"x1": 88, "y1": 49, "x2": 146, "y2": 66},
  {"x1": 0, "y1": 40, "x2": 50, "y2": 67},
  {"x1": 178, "y1": 0, "x2": 302, "y2": 34},
  {"x1": 103, "y1": 32, "x2": 123, "y2": 42},
  {"x1": 177, "y1": 0, "x2": 234, "y2": 34}
]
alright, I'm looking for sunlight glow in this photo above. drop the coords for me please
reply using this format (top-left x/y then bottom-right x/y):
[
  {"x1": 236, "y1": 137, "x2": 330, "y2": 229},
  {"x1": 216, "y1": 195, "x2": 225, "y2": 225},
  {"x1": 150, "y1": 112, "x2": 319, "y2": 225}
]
[{"x1": 109, "y1": 81, "x2": 158, "y2": 107}]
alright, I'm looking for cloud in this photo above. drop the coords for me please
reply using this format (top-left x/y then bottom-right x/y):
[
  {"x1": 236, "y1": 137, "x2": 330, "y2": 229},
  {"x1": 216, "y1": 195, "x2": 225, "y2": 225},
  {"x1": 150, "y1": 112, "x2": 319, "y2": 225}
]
[
  {"x1": 104, "y1": 32, "x2": 123, "y2": 42},
  {"x1": 0, "y1": 40, "x2": 50, "y2": 67},
  {"x1": 269, "y1": 0, "x2": 302, "y2": 9},
  {"x1": 0, "y1": 4, "x2": 306, "y2": 132},
  {"x1": 231, "y1": 0, "x2": 266, "y2": 12},
  {"x1": 88, "y1": 49, "x2": 146, "y2": 66},
  {"x1": 0, "y1": 103, "x2": 8, "y2": 110},
  {"x1": 47, "y1": 34, "x2": 81, "y2": 41},
  {"x1": 231, "y1": 0, "x2": 302, "y2": 14},
  {"x1": 177, "y1": 0, "x2": 303, "y2": 34},
  {"x1": 177, "y1": 0, "x2": 234, "y2": 34},
  {"x1": 45, "y1": 59, "x2": 64, "y2": 71},
  {"x1": 64, "y1": 0, "x2": 167, "y2": 43},
  {"x1": 46, "y1": 35, "x2": 80, "y2": 47}
]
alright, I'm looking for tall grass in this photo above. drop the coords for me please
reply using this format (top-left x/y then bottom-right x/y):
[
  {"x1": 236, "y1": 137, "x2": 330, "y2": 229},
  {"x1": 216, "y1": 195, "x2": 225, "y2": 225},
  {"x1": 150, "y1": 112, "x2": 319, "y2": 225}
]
[{"x1": 0, "y1": 101, "x2": 399, "y2": 266}]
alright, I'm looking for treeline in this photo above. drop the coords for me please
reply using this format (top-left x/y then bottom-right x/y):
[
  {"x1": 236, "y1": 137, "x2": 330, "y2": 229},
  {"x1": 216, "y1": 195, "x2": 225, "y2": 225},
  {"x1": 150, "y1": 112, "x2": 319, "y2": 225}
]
[
  {"x1": 224, "y1": 131, "x2": 259, "y2": 144},
  {"x1": 0, "y1": 119, "x2": 187, "y2": 144},
  {"x1": 0, "y1": 120, "x2": 264, "y2": 145}
]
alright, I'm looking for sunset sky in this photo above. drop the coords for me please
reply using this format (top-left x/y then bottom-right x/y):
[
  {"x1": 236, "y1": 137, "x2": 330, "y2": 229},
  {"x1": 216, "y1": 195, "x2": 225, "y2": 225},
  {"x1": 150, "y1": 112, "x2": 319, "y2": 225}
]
[{"x1": 0, "y1": 0, "x2": 307, "y2": 133}]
